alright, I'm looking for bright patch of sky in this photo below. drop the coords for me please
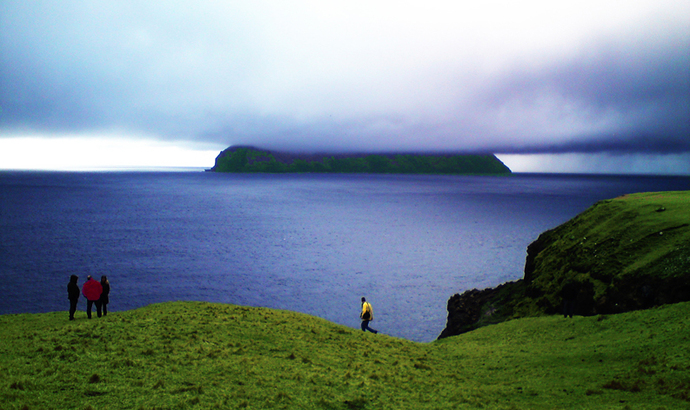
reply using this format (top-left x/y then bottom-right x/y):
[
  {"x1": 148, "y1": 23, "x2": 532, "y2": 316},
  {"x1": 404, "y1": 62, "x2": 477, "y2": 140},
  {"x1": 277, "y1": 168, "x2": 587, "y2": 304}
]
[
  {"x1": 497, "y1": 153, "x2": 690, "y2": 175},
  {"x1": 0, "y1": 135, "x2": 220, "y2": 171}
]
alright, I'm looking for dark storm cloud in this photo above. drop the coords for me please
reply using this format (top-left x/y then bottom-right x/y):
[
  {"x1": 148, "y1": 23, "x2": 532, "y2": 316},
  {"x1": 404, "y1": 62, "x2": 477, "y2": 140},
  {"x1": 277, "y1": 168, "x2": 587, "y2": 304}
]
[
  {"x1": 1, "y1": 1, "x2": 261, "y2": 138},
  {"x1": 1, "y1": 1, "x2": 688, "y2": 159},
  {"x1": 478, "y1": 32, "x2": 690, "y2": 154}
]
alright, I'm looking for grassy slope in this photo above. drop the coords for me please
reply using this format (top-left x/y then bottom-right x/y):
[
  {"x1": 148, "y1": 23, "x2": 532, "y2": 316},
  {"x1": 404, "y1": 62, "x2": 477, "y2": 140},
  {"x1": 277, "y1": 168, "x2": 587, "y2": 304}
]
[
  {"x1": 1, "y1": 301, "x2": 689, "y2": 409},
  {"x1": 519, "y1": 190, "x2": 690, "y2": 316},
  {"x1": 453, "y1": 190, "x2": 690, "y2": 335}
]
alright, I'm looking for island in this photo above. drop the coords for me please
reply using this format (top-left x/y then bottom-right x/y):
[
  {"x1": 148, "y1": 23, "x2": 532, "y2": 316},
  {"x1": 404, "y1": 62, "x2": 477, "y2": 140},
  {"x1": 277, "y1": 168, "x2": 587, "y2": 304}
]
[{"x1": 209, "y1": 145, "x2": 512, "y2": 175}]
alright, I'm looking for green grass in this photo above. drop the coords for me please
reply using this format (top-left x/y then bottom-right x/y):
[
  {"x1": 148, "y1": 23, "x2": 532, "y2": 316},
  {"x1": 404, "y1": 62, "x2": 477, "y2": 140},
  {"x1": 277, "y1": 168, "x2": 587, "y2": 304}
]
[
  {"x1": 2, "y1": 301, "x2": 689, "y2": 409},
  {"x1": 520, "y1": 190, "x2": 690, "y2": 315},
  {"x1": 441, "y1": 190, "x2": 690, "y2": 337}
]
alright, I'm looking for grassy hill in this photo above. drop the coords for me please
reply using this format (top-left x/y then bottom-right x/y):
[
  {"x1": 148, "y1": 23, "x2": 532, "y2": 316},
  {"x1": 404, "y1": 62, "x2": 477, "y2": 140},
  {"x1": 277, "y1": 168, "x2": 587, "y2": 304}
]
[
  {"x1": 521, "y1": 190, "x2": 690, "y2": 314},
  {"x1": 210, "y1": 146, "x2": 511, "y2": 175},
  {"x1": 440, "y1": 190, "x2": 690, "y2": 337},
  {"x1": 1, "y1": 301, "x2": 689, "y2": 409}
]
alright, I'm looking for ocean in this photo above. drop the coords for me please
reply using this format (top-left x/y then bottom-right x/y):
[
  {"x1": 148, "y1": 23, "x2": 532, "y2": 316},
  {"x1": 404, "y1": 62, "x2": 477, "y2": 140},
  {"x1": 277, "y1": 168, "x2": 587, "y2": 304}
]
[{"x1": 1, "y1": 171, "x2": 688, "y2": 342}]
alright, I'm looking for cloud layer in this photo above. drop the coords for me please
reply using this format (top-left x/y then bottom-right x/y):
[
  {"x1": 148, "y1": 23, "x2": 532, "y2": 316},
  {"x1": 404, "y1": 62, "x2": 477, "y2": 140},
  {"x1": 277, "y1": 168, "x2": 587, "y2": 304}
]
[{"x1": 2, "y1": 1, "x2": 689, "y2": 160}]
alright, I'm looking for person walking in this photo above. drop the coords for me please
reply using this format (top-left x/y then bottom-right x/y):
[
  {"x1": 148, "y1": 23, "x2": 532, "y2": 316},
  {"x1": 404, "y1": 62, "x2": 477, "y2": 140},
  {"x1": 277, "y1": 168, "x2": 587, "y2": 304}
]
[
  {"x1": 67, "y1": 275, "x2": 80, "y2": 320},
  {"x1": 99, "y1": 275, "x2": 110, "y2": 316},
  {"x1": 82, "y1": 275, "x2": 103, "y2": 319},
  {"x1": 360, "y1": 297, "x2": 378, "y2": 333}
]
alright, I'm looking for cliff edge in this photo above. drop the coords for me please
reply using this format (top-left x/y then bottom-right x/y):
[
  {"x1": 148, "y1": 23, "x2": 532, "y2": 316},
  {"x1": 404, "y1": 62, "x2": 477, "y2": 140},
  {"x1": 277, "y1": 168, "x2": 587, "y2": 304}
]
[{"x1": 439, "y1": 190, "x2": 690, "y2": 339}]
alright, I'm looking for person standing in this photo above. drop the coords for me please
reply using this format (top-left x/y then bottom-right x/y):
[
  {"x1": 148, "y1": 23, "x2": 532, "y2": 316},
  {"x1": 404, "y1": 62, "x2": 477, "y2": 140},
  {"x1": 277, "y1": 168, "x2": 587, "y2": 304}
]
[
  {"x1": 82, "y1": 275, "x2": 103, "y2": 319},
  {"x1": 67, "y1": 275, "x2": 80, "y2": 320},
  {"x1": 99, "y1": 275, "x2": 110, "y2": 316},
  {"x1": 561, "y1": 280, "x2": 579, "y2": 319},
  {"x1": 360, "y1": 297, "x2": 378, "y2": 333}
]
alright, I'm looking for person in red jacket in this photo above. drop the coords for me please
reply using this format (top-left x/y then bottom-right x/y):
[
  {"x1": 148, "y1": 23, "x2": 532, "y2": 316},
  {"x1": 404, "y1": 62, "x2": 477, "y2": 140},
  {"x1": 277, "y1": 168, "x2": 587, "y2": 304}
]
[{"x1": 82, "y1": 275, "x2": 103, "y2": 319}]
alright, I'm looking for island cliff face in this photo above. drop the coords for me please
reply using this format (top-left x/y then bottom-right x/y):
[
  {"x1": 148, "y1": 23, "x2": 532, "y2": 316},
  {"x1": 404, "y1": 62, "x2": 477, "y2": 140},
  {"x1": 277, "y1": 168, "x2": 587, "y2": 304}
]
[
  {"x1": 210, "y1": 146, "x2": 511, "y2": 175},
  {"x1": 439, "y1": 190, "x2": 690, "y2": 339}
]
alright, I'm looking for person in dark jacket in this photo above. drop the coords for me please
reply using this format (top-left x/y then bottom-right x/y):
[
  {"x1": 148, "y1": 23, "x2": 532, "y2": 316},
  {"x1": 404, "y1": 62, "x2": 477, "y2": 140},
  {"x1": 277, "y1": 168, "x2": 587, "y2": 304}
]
[
  {"x1": 562, "y1": 280, "x2": 579, "y2": 318},
  {"x1": 82, "y1": 275, "x2": 103, "y2": 319},
  {"x1": 99, "y1": 275, "x2": 110, "y2": 316},
  {"x1": 67, "y1": 275, "x2": 80, "y2": 320}
]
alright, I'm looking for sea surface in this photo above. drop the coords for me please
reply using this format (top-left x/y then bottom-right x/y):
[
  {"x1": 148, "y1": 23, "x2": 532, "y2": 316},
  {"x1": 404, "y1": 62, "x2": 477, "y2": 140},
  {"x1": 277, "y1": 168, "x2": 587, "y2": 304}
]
[{"x1": 1, "y1": 171, "x2": 688, "y2": 342}]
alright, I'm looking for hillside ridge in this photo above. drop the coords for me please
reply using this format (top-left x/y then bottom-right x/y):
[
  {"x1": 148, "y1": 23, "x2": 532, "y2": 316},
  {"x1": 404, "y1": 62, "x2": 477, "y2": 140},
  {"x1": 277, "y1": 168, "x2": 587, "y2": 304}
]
[
  {"x1": 439, "y1": 190, "x2": 690, "y2": 338},
  {"x1": 2, "y1": 301, "x2": 689, "y2": 408}
]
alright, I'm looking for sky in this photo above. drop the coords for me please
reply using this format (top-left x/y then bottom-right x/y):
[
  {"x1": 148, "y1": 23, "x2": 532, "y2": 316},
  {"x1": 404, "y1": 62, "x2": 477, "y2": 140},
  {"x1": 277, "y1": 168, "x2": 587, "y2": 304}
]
[{"x1": 1, "y1": 1, "x2": 689, "y2": 173}]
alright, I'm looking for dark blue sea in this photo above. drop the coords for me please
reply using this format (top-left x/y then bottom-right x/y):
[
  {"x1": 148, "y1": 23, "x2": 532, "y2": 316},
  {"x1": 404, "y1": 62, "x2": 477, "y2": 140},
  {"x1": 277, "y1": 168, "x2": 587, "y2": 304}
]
[{"x1": 1, "y1": 171, "x2": 688, "y2": 341}]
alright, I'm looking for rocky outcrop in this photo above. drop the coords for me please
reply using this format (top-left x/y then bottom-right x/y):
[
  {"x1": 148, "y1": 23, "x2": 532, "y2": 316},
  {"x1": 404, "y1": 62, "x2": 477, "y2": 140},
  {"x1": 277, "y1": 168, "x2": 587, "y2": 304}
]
[
  {"x1": 437, "y1": 282, "x2": 521, "y2": 338},
  {"x1": 438, "y1": 191, "x2": 690, "y2": 340}
]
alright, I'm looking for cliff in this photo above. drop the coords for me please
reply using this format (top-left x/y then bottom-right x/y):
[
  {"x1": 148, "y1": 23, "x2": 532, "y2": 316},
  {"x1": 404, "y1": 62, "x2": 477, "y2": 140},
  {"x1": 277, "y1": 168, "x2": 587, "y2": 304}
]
[
  {"x1": 439, "y1": 190, "x2": 690, "y2": 339},
  {"x1": 210, "y1": 146, "x2": 511, "y2": 175}
]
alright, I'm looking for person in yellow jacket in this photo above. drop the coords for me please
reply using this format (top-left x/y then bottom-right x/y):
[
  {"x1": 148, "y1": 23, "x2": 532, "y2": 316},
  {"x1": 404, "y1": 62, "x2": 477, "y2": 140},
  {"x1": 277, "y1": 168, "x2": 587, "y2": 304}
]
[{"x1": 360, "y1": 297, "x2": 378, "y2": 333}]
